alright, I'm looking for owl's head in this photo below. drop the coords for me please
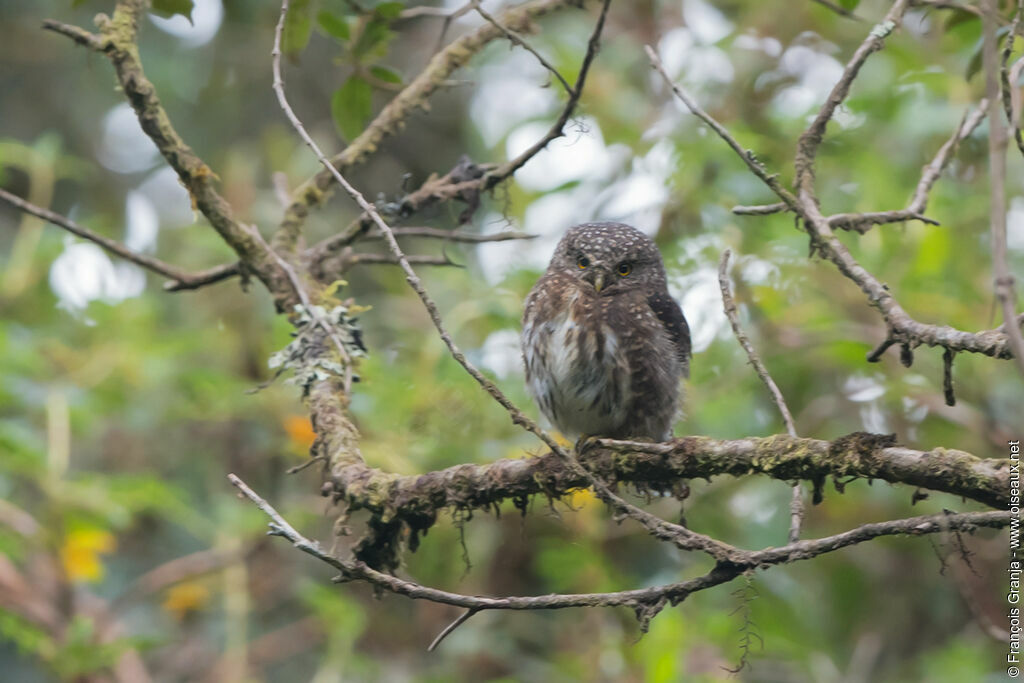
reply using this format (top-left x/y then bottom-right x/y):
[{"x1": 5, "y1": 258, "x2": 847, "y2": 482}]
[{"x1": 549, "y1": 222, "x2": 667, "y2": 295}]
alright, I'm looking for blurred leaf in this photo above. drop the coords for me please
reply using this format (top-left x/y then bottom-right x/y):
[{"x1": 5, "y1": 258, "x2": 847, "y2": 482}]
[
  {"x1": 162, "y1": 581, "x2": 211, "y2": 620},
  {"x1": 374, "y1": 2, "x2": 404, "y2": 20},
  {"x1": 317, "y1": 9, "x2": 350, "y2": 41},
  {"x1": 151, "y1": 0, "x2": 194, "y2": 22},
  {"x1": 51, "y1": 616, "x2": 141, "y2": 678},
  {"x1": 283, "y1": 0, "x2": 317, "y2": 57},
  {"x1": 944, "y1": 8, "x2": 980, "y2": 31},
  {"x1": 369, "y1": 64, "x2": 402, "y2": 85},
  {"x1": 965, "y1": 25, "x2": 1011, "y2": 81},
  {"x1": 838, "y1": 0, "x2": 860, "y2": 11},
  {"x1": 331, "y1": 76, "x2": 373, "y2": 141},
  {"x1": 0, "y1": 610, "x2": 54, "y2": 660},
  {"x1": 353, "y1": 17, "x2": 394, "y2": 60}
]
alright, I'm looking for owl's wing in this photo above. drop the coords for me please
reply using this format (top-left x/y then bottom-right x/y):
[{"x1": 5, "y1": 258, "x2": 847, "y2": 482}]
[{"x1": 647, "y1": 291, "x2": 691, "y2": 378}]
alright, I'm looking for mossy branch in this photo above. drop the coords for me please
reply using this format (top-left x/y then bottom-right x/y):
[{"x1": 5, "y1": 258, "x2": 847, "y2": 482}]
[{"x1": 43, "y1": 2, "x2": 291, "y2": 305}]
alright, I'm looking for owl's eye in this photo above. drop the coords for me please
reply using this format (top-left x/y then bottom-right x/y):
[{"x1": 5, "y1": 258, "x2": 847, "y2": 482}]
[
  {"x1": 576, "y1": 256, "x2": 590, "y2": 269},
  {"x1": 616, "y1": 262, "x2": 632, "y2": 277}
]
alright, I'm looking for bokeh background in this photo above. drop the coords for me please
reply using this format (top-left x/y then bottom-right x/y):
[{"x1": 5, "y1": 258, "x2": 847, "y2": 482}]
[{"x1": 1, "y1": 0, "x2": 1022, "y2": 680}]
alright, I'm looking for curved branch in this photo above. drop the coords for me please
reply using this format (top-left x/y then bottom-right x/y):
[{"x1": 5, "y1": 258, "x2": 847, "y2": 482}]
[
  {"x1": 275, "y1": 0, "x2": 582, "y2": 251},
  {"x1": 647, "y1": 23, "x2": 1023, "y2": 361},
  {"x1": 42, "y1": 3, "x2": 287, "y2": 301},
  {"x1": 232, "y1": 474, "x2": 1011, "y2": 631}
]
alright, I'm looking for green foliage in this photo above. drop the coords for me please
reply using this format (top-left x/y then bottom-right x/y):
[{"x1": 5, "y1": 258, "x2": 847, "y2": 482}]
[
  {"x1": 283, "y1": 0, "x2": 317, "y2": 58},
  {"x1": 316, "y1": 9, "x2": 350, "y2": 42},
  {"x1": 150, "y1": 0, "x2": 194, "y2": 22},
  {"x1": 331, "y1": 75, "x2": 373, "y2": 142}
]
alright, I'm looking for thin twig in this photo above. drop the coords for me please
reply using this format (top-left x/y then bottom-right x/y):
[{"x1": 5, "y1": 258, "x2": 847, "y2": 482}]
[
  {"x1": 984, "y1": 0, "x2": 1024, "y2": 378},
  {"x1": 428, "y1": 608, "x2": 479, "y2": 651},
  {"x1": 342, "y1": 252, "x2": 462, "y2": 267},
  {"x1": 0, "y1": 187, "x2": 197, "y2": 285},
  {"x1": 162, "y1": 262, "x2": 242, "y2": 292},
  {"x1": 910, "y1": 102, "x2": 988, "y2": 217},
  {"x1": 653, "y1": 5, "x2": 1020, "y2": 361},
  {"x1": 43, "y1": 5, "x2": 283, "y2": 294},
  {"x1": 718, "y1": 250, "x2": 803, "y2": 541},
  {"x1": 365, "y1": 227, "x2": 537, "y2": 243},
  {"x1": 485, "y1": 0, "x2": 613, "y2": 186},
  {"x1": 276, "y1": 0, "x2": 577, "y2": 251},
  {"x1": 471, "y1": 0, "x2": 574, "y2": 96},
  {"x1": 645, "y1": 45, "x2": 801, "y2": 213},
  {"x1": 732, "y1": 202, "x2": 788, "y2": 216},
  {"x1": 229, "y1": 473, "x2": 1012, "y2": 619}
]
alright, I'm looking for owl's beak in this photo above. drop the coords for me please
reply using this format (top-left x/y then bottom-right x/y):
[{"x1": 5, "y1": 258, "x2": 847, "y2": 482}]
[{"x1": 592, "y1": 271, "x2": 606, "y2": 293}]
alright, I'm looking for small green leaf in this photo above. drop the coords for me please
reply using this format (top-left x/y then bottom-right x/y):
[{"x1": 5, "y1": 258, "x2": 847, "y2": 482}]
[
  {"x1": 331, "y1": 76, "x2": 373, "y2": 141},
  {"x1": 283, "y1": 0, "x2": 317, "y2": 58},
  {"x1": 151, "y1": 0, "x2": 195, "y2": 22},
  {"x1": 353, "y1": 18, "x2": 394, "y2": 60},
  {"x1": 838, "y1": 0, "x2": 859, "y2": 10},
  {"x1": 374, "y1": 2, "x2": 405, "y2": 20},
  {"x1": 369, "y1": 65, "x2": 402, "y2": 85},
  {"x1": 317, "y1": 10, "x2": 350, "y2": 41},
  {"x1": 965, "y1": 25, "x2": 1010, "y2": 82}
]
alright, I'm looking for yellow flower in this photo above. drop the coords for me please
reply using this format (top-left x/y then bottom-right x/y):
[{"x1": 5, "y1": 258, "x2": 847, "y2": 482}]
[
  {"x1": 162, "y1": 581, "x2": 211, "y2": 620},
  {"x1": 60, "y1": 528, "x2": 116, "y2": 583},
  {"x1": 283, "y1": 415, "x2": 317, "y2": 453}
]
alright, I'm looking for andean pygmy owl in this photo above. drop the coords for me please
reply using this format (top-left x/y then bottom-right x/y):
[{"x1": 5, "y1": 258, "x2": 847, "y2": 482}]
[{"x1": 521, "y1": 222, "x2": 691, "y2": 441}]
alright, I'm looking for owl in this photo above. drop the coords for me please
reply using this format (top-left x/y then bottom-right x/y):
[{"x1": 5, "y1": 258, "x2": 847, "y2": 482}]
[{"x1": 521, "y1": 222, "x2": 691, "y2": 441}]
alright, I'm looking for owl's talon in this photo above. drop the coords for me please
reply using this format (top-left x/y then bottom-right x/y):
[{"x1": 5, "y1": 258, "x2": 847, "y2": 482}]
[{"x1": 574, "y1": 434, "x2": 601, "y2": 455}]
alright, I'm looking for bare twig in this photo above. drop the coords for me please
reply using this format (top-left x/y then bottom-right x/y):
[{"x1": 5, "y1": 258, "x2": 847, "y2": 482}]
[
  {"x1": 646, "y1": 45, "x2": 801, "y2": 213},
  {"x1": 718, "y1": 251, "x2": 798, "y2": 437},
  {"x1": 732, "y1": 202, "x2": 788, "y2": 216},
  {"x1": 341, "y1": 252, "x2": 462, "y2": 268},
  {"x1": 485, "y1": 0, "x2": 613, "y2": 185},
  {"x1": 471, "y1": 0, "x2": 573, "y2": 96},
  {"x1": 654, "y1": 6, "x2": 1022, "y2": 362},
  {"x1": 906, "y1": 102, "x2": 988, "y2": 216},
  {"x1": 162, "y1": 262, "x2": 242, "y2": 292},
  {"x1": 276, "y1": 0, "x2": 579, "y2": 251},
  {"x1": 795, "y1": 0, "x2": 911, "y2": 195},
  {"x1": 987, "y1": 0, "x2": 1024, "y2": 377},
  {"x1": 428, "y1": 608, "x2": 479, "y2": 651},
  {"x1": 365, "y1": 227, "x2": 537, "y2": 243},
  {"x1": 0, "y1": 187, "x2": 197, "y2": 285},
  {"x1": 718, "y1": 250, "x2": 804, "y2": 540},
  {"x1": 230, "y1": 473, "x2": 1011, "y2": 625}
]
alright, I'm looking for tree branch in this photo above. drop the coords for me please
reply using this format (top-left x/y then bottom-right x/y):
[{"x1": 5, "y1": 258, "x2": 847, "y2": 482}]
[
  {"x1": 719, "y1": 250, "x2": 804, "y2": 540},
  {"x1": 321, "y1": 433, "x2": 1011, "y2": 534},
  {"x1": 471, "y1": 0, "x2": 573, "y2": 97},
  {"x1": 0, "y1": 187, "x2": 197, "y2": 285},
  {"x1": 274, "y1": 0, "x2": 583, "y2": 252},
  {"x1": 649, "y1": 12, "x2": 1024, "y2": 362},
  {"x1": 230, "y1": 473, "x2": 1011, "y2": 638},
  {"x1": 42, "y1": 3, "x2": 288, "y2": 303}
]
